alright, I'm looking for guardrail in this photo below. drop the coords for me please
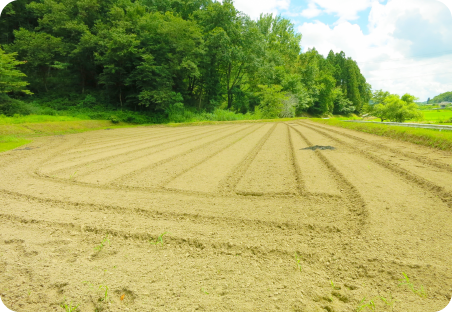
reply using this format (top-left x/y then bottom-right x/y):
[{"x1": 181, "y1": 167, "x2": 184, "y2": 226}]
[{"x1": 343, "y1": 120, "x2": 452, "y2": 131}]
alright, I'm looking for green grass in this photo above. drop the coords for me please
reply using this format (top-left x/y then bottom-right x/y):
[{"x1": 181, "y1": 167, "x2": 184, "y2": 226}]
[
  {"x1": 311, "y1": 118, "x2": 452, "y2": 151},
  {"x1": 414, "y1": 109, "x2": 452, "y2": 124},
  {"x1": 0, "y1": 114, "x2": 86, "y2": 124},
  {"x1": 364, "y1": 109, "x2": 452, "y2": 125},
  {"x1": 0, "y1": 135, "x2": 32, "y2": 153},
  {"x1": 0, "y1": 119, "x2": 138, "y2": 153}
]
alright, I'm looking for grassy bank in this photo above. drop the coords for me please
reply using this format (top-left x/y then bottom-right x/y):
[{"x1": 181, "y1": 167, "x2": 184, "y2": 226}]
[{"x1": 311, "y1": 118, "x2": 452, "y2": 151}]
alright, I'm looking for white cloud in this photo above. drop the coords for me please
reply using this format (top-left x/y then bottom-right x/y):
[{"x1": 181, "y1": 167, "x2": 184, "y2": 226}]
[
  {"x1": 303, "y1": 0, "x2": 375, "y2": 23},
  {"x1": 298, "y1": 0, "x2": 452, "y2": 100},
  {"x1": 232, "y1": 0, "x2": 290, "y2": 20},
  {"x1": 300, "y1": 2, "x2": 322, "y2": 19}
]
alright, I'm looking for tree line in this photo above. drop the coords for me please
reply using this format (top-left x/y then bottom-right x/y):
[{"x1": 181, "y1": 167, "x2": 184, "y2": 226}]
[
  {"x1": 427, "y1": 92, "x2": 452, "y2": 104},
  {"x1": 1, "y1": 0, "x2": 372, "y2": 119}
]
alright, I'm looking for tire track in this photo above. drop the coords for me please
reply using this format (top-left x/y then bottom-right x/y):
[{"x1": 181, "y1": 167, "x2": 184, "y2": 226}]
[
  {"x1": 0, "y1": 189, "x2": 344, "y2": 240},
  {"x1": 217, "y1": 124, "x2": 277, "y2": 194},
  {"x1": 289, "y1": 124, "x2": 368, "y2": 231},
  {"x1": 0, "y1": 211, "x2": 324, "y2": 262},
  {"x1": 3, "y1": 198, "x2": 434, "y2": 293},
  {"x1": 110, "y1": 124, "x2": 255, "y2": 186},
  {"x1": 306, "y1": 120, "x2": 451, "y2": 171},
  {"x1": 299, "y1": 121, "x2": 452, "y2": 208}
]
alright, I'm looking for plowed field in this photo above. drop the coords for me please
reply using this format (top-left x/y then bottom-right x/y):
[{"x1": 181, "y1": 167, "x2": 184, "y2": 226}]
[{"x1": 0, "y1": 120, "x2": 451, "y2": 311}]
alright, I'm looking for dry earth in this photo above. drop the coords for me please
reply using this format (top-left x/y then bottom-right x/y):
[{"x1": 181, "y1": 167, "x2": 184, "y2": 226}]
[{"x1": 0, "y1": 120, "x2": 451, "y2": 311}]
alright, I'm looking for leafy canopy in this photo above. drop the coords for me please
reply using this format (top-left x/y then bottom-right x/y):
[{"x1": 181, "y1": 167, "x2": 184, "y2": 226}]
[{"x1": 0, "y1": 47, "x2": 33, "y2": 95}]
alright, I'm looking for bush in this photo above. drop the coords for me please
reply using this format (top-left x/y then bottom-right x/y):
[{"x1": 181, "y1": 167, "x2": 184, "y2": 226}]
[
  {"x1": 0, "y1": 95, "x2": 36, "y2": 116},
  {"x1": 109, "y1": 115, "x2": 120, "y2": 124}
]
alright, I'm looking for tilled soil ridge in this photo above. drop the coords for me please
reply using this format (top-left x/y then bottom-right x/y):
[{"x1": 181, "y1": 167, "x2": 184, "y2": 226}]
[{"x1": 0, "y1": 122, "x2": 451, "y2": 312}]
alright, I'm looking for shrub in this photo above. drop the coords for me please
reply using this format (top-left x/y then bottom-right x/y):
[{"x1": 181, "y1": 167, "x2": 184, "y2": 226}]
[{"x1": 109, "y1": 115, "x2": 120, "y2": 124}]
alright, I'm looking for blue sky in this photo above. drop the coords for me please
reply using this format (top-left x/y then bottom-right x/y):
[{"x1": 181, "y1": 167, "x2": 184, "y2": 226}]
[{"x1": 233, "y1": 0, "x2": 452, "y2": 101}]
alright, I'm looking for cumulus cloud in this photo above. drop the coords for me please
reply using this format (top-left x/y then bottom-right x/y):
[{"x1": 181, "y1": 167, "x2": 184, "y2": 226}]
[
  {"x1": 298, "y1": 0, "x2": 452, "y2": 100},
  {"x1": 300, "y1": 2, "x2": 322, "y2": 18}
]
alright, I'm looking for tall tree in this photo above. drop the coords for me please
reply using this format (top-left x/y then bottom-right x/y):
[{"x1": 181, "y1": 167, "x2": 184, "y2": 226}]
[{"x1": 0, "y1": 48, "x2": 33, "y2": 95}]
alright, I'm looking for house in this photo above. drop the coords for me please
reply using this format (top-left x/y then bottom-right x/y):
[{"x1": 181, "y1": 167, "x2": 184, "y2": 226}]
[{"x1": 439, "y1": 101, "x2": 451, "y2": 108}]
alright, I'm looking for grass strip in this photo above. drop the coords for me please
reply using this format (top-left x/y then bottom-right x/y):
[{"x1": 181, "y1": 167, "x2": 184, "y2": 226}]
[
  {"x1": 0, "y1": 115, "x2": 87, "y2": 124},
  {"x1": 0, "y1": 120, "x2": 137, "y2": 153},
  {"x1": 0, "y1": 136, "x2": 32, "y2": 153},
  {"x1": 311, "y1": 118, "x2": 452, "y2": 151}
]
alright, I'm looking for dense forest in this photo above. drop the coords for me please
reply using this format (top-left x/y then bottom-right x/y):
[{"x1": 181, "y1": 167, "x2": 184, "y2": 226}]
[{"x1": 0, "y1": 0, "x2": 372, "y2": 121}]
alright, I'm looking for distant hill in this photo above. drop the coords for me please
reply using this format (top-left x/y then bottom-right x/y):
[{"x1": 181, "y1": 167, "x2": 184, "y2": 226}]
[{"x1": 427, "y1": 91, "x2": 452, "y2": 104}]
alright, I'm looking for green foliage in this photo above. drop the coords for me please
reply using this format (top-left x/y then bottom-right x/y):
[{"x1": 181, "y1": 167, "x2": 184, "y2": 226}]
[
  {"x1": 7, "y1": 28, "x2": 67, "y2": 91},
  {"x1": 0, "y1": 0, "x2": 371, "y2": 119},
  {"x1": 257, "y1": 84, "x2": 288, "y2": 118},
  {"x1": 0, "y1": 48, "x2": 32, "y2": 95},
  {"x1": 428, "y1": 91, "x2": 452, "y2": 104},
  {"x1": 373, "y1": 93, "x2": 423, "y2": 122}
]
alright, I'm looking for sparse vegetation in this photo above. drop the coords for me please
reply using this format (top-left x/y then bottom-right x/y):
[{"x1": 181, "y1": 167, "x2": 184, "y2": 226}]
[
  {"x1": 150, "y1": 232, "x2": 170, "y2": 246},
  {"x1": 294, "y1": 252, "x2": 302, "y2": 272},
  {"x1": 98, "y1": 285, "x2": 109, "y2": 302},
  {"x1": 356, "y1": 294, "x2": 395, "y2": 311},
  {"x1": 399, "y1": 272, "x2": 427, "y2": 298},
  {"x1": 94, "y1": 234, "x2": 110, "y2": 252},
  {"x1": 60, "y1": 299, "x2": 80, "y2": 312}
]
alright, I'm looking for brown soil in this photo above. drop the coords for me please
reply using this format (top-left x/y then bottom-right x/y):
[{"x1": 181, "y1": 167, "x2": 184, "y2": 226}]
[{"x1": 0, "y1": 121, "x2": 451, "y2": 312}]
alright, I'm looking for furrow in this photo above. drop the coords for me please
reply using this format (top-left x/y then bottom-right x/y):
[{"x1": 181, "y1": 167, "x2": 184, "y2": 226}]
[
  {"x1": 287, "y1": 124, "x2": 305, "y2": 195},
  {"x1": 0, "y1": 188, "x2": 345, "y2": 236},
  {"x1": 45, "y1": 126, "x2": 217, "y2": 167},
  {"x1": 58, "y1": 126, "x2": 202, "y2": 158},
  {"x1": 113, "y1": 125, "x2": 253, "y2": 187},
  {"x1": 235, "y1": 123, "x2": 298, "y2": 195},
  {"x1": 289, "y1": 124, "x2": 368, "y2": 231},
  {"x1": 38, "y1": 125, "x2": 231, "y2": 178},
  {"x1": 160, "y1": 125, "x2": 265, "y2": 188},
  {"x1": 218, "y1": 124, "x2": 277, "y2": 194},
  {"x1": 307, "y1": 120, "x2": 451, "y2": 170},
  {"x1": 300, "y1": 121, "x2": 452, "y2": 208},
  {"x1": 166, "y1": 124, "x2": 274, "y2": 194}
]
